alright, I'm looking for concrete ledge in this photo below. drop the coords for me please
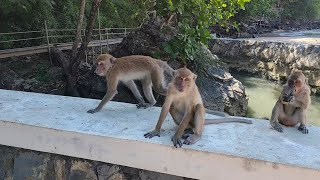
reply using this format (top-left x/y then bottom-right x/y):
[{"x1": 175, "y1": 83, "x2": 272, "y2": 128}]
[{"x1": 0, "y1": 89, "x2": 319, "y2": 180}]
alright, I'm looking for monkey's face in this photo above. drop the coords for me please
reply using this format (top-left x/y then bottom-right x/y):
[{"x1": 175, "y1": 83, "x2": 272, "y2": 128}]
[
  {"x1": 173, "y1": 68, "x2": 196, "y2": 92},
  {"x1": 95, "y1": 58, "x2": 114, "y2": 77},
  {"x1": 174, "y1": 75, "x2": 191, "y2": 92}
]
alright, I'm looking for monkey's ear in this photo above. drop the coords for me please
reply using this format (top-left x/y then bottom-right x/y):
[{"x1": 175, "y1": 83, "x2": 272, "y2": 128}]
[
  {"x1": 305, "y1": 78, "x2": 308, "y2": 84},
  {"x1": 193, "y1": 74, "x2": 197, "y2": 80},
  {"x1": 110, "y1": 57, "x2": 116, "y2": 64},
  {"x1": 172, "y1": 70, "x2": 177, "y2": 76}
]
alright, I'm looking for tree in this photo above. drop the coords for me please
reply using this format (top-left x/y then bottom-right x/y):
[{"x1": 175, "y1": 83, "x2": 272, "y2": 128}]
[
  {"x1": 71, "y1": 0, "x2": 86, "y2": 58},
  {"x1": 53, "y1": 0, "x2": 102, "y2": 96},
  {"x1": 155, "y1": 0, "x2": 251, "y2": 64}
]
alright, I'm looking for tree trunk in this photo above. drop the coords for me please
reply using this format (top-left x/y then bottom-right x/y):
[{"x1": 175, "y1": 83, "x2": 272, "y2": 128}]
[
  {"x1": 52, "y1": 0, "x2": 102, "y2": 97},
  {"x1": 71, "y1": 0, "x2": 86, "y2": 59},
  {"x1": 73, "y1": 0, "x2": 102, "y2": 69}
]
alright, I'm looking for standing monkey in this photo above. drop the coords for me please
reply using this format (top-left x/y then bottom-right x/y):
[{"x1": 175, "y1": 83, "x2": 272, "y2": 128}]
[
  {"x1": 270, "y1": 70, "x2": 311, "y2": 134},
  {"x1": 144, "y1": 67, "x2": 252, "y2": 148},
  {"x1": 88, "y1": 54, "x2": 172, "y2": 113}
]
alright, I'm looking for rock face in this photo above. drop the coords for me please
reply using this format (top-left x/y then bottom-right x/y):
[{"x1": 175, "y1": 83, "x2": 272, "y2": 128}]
[
  {"x1": 209, "y1": 39, "x2": 320, "y2": 93},
  {"x1": 90, "y1": 18, "x2": 248, "y2": 116},
  {"x1": 0, "y1": 145, "x2": 188, "y2": 180}
]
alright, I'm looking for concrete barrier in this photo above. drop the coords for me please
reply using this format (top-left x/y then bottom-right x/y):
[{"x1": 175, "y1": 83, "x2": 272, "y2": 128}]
[{"x1": 0, "y1": 89, "x2": 319, "y2": 180}]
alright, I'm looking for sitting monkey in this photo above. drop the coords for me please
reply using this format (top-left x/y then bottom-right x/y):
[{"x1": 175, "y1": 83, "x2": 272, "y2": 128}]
[
  {"x1": 270, "y1": 70, "x2": 311, "y2": 134},
  {"x1": 144, "y1": 67, "x2": 252, "y2": 148}
]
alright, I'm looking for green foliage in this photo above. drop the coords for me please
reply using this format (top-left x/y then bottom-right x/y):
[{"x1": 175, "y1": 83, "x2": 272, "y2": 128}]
[
  {"x1": 239, "y1": 0, "x2": 320, "y2": 21},
  {"x1": 156, "y1": 0, "x2": 251, "y2": 65},
  {"x1": 280, "y1": 0, "x2": 320, "y2": 21},
  {"x1": 237, "y1": 0, "x2": 279, "y2": 20},
  {"x1": 0, "y1": 0, "x2": 154, "y2": 49}
]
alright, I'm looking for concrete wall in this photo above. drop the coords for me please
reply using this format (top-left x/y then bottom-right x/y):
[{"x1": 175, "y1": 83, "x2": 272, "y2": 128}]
[{"x1": 0, "y1": 145, "x2": 187, "y2": 180}]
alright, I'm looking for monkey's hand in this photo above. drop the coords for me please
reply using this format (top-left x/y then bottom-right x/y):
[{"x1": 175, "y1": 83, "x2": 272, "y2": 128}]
[
  {"x1": 171, "y1": 135, "x2": 183, "y2": 148},
  {"x1": 270, "y1": 122, "x2": 283, "y2": 133},
  {"x1": 87, "y1": 108, "x2": 99, "y2": 114},
  {"x1": 298, "y1": 124, "x2": 308, "y2": 134},
  {"x1": 144, "y1": 130, "x2": 160, "y2": 138}
]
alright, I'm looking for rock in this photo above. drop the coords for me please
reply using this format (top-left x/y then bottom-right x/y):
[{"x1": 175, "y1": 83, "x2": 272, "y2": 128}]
[
  {"x1": 209, "y1": 39, "x2": 320, "y2": 89},
  {"x1": 139, "y1": 170, "x2": 184, "y2": 180},
  {"x1": 69, "y1": 160, "x2": 97, "y2": 180},
  {"x1": 97, "y1": 164, "x2": 125, "y2": 180},
  {"x1": 0, "y1": 64, "x2": 24, "y2": 90},
  {"x1": 13, "y1": 152, "x2": 50, "y2": 180},
  {"x1": 88, "y1": 18, "x2": 248, "y2": 115}
]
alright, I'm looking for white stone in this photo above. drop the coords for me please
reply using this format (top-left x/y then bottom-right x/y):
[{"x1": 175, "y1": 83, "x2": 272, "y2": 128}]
[{"x1": 0, "y1": 89, "x2": 319, "y2": 180}]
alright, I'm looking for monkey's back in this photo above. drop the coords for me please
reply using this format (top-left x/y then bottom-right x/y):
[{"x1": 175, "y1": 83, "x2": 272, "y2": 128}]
[{"x1": 107, "y1": 55, "x2": 163, "y2": 81}]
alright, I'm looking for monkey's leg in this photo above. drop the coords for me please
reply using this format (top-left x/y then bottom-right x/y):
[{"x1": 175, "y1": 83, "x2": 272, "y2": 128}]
[
  {"x1": 144, "y1": 98, "x2": 172, "y2": 138},
  {"x1": 270, "y1": 101, "x2": 285, "y2": 132},
  {"x1": 293, "y1": 108, "x2": 309, "y2": 134},
  {"x1": 171, "y1": 112, "x2": 193, "y2": 148},
  {"x1": 183, "y1": 104, "x2": 205, "y2": 145},
  {"x1": 123, "y1": 80, "x2": 147, "y2": 109},
  {"x1": 87, "y1": 80, "x2": 118, "y2": 113},
  {"x1": 151, "y1": 69, "x2": 168, "y2": 96},
  {"x1": 170, "y1": 107, "x2": 193, "y2": 139},
  {"x1": 140, "y1": 78, "x2": 157, "y2": 108}
]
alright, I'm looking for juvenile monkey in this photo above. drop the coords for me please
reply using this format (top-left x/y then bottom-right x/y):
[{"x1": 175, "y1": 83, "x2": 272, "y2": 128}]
[
  {"x1": 87, "y1": 54, "x2": 171, "y2": 113},
  {"x1": 270, "y1": 70, "x2": 311, "y2": 134},
  {"x1": 144, "y1": 67, "x2": 252, "y2": 148}
]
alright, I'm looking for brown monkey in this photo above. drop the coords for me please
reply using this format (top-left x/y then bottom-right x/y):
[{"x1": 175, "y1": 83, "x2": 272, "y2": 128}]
[
  {"x1": 270, "y1": 70, "x2": 311, "y2": 134},
  {"x1": 87, "y1": 54, "x2": 171, "y2": 113},
  {"x1": 144, "y1": 67, "x2": 252, "y2": 148}
]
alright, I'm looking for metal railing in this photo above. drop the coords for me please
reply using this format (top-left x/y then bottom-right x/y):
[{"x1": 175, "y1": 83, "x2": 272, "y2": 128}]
[{"x1": 0, "y1": 21, "x2": 139, "y2": 59}]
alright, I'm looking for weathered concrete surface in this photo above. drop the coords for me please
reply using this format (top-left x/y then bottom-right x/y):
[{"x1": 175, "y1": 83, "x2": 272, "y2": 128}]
[{"x1": 0, "y1": 89, "x2": 320, "y2": 180}]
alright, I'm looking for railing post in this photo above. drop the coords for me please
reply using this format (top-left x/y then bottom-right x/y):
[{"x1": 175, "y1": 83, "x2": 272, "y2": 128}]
[
  {"x1": 98, "y1": 7, "x2": 102, "y2": 54},
  {"x1": 106, "y1": 28, "x2": 109, "y2": 53},
  {"x1": 124, "y1": 27, "x2": 127, "y2": 37},
  {"x1": 44, "y1": 20, "x2": 52, "y2": 65}
]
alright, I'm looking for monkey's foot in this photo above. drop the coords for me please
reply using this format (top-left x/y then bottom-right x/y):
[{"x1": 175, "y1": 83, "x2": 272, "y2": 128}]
[
  {"x1": 182, "y1": 128, "x2": 194, "y2": 139},
  {"x1": 136, "y1": 103, "x2": 153, "y2": 109},
  {"x1": 271, "y1": 122, "x2": 283, "y2": 133},
  {"x1": 87, "y1": 109, "x2": 98, "y2": 114},
  {"x1": 183, "y1": 134, "x2": 200, "y2": 145},
  {"x1": 298, "y1": 125, "x2": 308, "y2": 134},
  {"x1": 144, "y1": 130, "x2": 160, "y2": 138},
  {"x1": 171, "y1": 136, "x2": 183, "y2": 148}
]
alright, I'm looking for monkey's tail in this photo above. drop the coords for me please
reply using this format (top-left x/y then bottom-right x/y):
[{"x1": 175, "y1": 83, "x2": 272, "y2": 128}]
[
  {"x1": 205, "y1": 118, "x2": 253, "y2": 125},
  {"x1": 205, "y1": 109, "x2": 230, "y2": 117}
]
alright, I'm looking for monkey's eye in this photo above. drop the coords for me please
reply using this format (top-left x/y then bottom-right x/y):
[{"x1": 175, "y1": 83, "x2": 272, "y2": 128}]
[
  {"x1": 185, "y1": 78, "x2": 190, "y2": 81},
  {"x1": 179, "y1": 77, "x2": 184, "y2": 80}
]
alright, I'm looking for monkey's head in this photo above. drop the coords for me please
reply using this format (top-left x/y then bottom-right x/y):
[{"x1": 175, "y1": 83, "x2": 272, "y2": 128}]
[
  {"x1": 95, "y1": 54, "x2": 116, "y2": 76},
  {"x1": 173, "y1": 67, "x2": 197, "y2": 92},
  {"x1": 287, "y1": 70, "x2": 308, "y2": 93}
]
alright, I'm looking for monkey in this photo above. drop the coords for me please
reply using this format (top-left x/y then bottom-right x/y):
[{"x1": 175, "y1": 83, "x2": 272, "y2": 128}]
[
  {"x1": 270, "y1": 70, "x2": 311, "y2": 134},
  {"x1": 144, "y1": 67, "x2": 252, "y2": 148},
  {"x1": 87, "y1": 54, "x2": 172, "y2": 113}
]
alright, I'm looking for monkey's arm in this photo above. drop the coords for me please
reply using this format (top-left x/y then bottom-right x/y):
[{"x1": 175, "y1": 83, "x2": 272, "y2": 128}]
[
  {"x1": 144, "y1": 97, "x2": 172, "y2": 138},
  {"x1": 171, "y1": 112, "x2": 193, "y2": 148},
  {"x1": 87, "y1": 79, "x2": 118, "y2": 113},
  {"x1": 87, "y1": 90, "x2": 117, "y2": 113},
  {"x1": 290, "y1": 91, "x2": 310, "y2": 109},
  {"x1": 270, "y1": 100, "x2": 284, "y2": 132},
  {"x1": 205, "y1": 118, "x2": 252, "y2": 124}
]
